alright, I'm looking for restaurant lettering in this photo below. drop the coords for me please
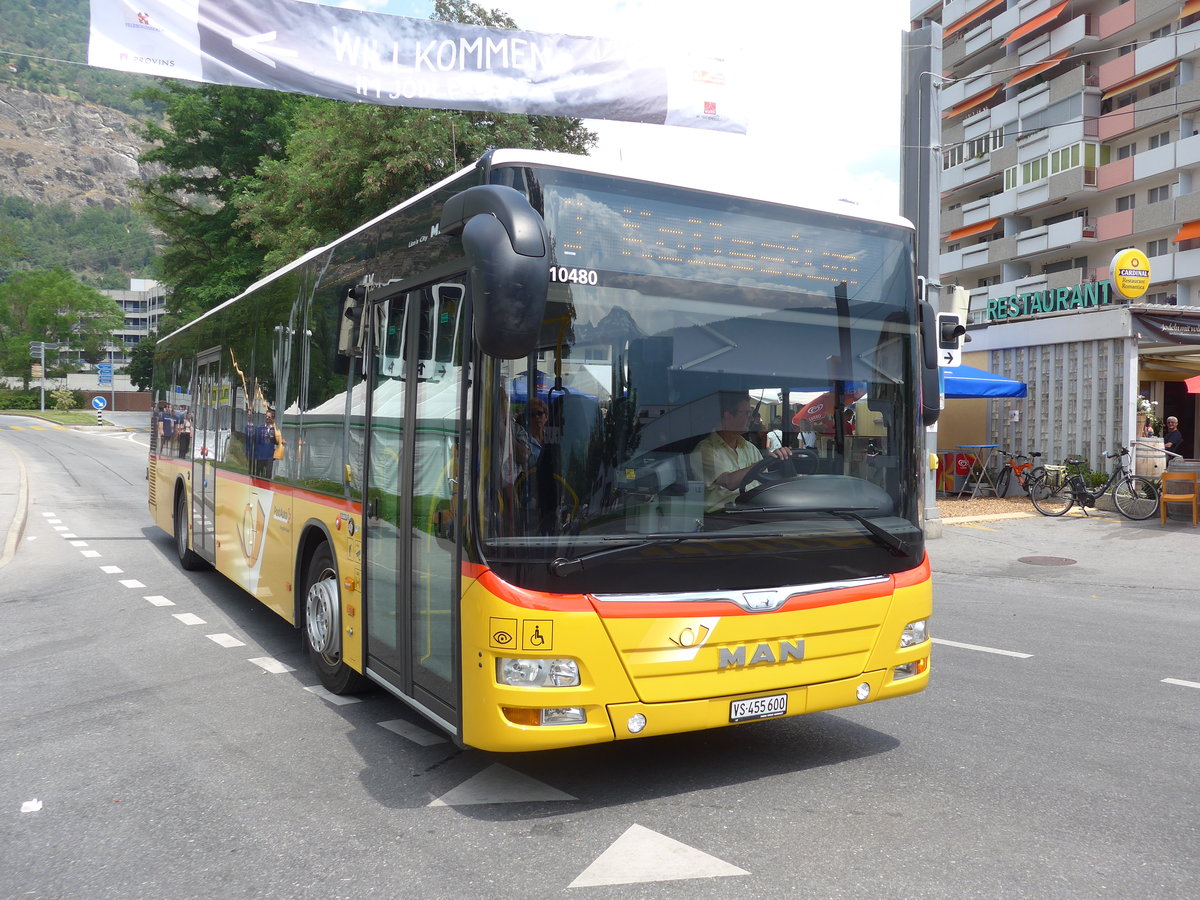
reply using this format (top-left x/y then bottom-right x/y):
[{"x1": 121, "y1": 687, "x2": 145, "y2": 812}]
[{"x1": 987, "y1": 280, "x2": 1113, "y2": 322}]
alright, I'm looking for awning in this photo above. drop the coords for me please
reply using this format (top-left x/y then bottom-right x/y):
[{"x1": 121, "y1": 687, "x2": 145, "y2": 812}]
[
  {"x1": 943, "y1": 85, "x2": 1002, "y2": 119},
  {"x1": 945, "y1": 217, "x2": 1000, "y2": 242},
  {"x1": 1173, "y1": 220, "x2": 1200, "y2": 243},
  {"x1": 945, "y1": 0, "x2": 1006, "y2": 38},
  {"x1": 1006, "y1": 50, "x2": 1069, "y2": 89},
  {"x1": 1101, "y1": 61, "x2": 1179, "y2": 101},
  {"x1": 942, "y1": 365, "x2": 1028, "y2": 398},
  {"x1": 1003, "y1": 0, "x2": 1069, "y2": 46},
  {"x1": 1181, "y1": 0, "x2": 1200, "y2": 20}
]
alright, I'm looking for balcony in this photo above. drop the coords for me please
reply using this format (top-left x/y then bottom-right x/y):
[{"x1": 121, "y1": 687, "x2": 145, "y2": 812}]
[
  {"x1": 1097, "y1": 157, "x2": 1133, "y2": 191},
  {"x1": 1096, "y1": 209, "x2": 1134, "y2": 242}
]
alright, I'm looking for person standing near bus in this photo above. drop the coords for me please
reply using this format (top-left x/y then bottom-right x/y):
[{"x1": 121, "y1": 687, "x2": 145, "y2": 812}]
[{"x1": 691, "y1": 392, "x2": 791, "y2": 511}]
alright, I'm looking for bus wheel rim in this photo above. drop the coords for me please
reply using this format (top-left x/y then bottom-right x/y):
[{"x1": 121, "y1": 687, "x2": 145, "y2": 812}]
[{"x1": 305, "y1": 570, "x2": 340, "y2": 660}]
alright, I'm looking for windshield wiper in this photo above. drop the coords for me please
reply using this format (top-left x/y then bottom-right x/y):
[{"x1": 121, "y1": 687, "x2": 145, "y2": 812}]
[
  {"x1": 726, "y1": 505, "x2": 912, "y2": 557},
  {"x1": 549, "y1": 533, "x2": 796, "y2": 577}
]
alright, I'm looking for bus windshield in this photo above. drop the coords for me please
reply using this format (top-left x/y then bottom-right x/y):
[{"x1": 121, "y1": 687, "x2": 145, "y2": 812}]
[{"x1": 479, "y1": 168, "x2": 920, "y2": 588}]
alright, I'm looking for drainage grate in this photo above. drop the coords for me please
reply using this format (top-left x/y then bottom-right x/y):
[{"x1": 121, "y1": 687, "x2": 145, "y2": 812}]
[{"x1": 1017, "y1": 556, "x2": 1076, "y2": 566}]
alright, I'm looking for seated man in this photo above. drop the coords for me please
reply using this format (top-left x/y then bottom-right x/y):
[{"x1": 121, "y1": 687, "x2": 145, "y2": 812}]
[{"x1": 690, "y1": 392, "x2": 791, "y2": 511}]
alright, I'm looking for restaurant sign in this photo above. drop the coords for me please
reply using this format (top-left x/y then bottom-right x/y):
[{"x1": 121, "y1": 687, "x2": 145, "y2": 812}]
[{"x1": 986, "y1": 280, "x2": 1114, "y2": 322}]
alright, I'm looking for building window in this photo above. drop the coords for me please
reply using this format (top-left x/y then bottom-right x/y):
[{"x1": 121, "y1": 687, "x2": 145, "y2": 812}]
[
  {"x1": 1115, "y1": 90, "x2": 1137, "y2": 109},
  {"x1": 1150, "y1": 25, "x2": 1172, "y2": 39},
  {"x1": 1148, "y1": 77, "x2": 1174, "y2": 96},
  {"x1": 1117, "y1": 142, "x2": 1136, "y2": 159},
  {"x1": 1147, "y1": 238, "x2": 1169, "y2": 257},
  {"x1": 1149, "y1": 131, "x2": 1171, "y2": 149},
  {"x1": 1117, "y1": 43, "x2": 1135, "y2": 57},
  {"x1": 1116, "y1": 194, "x2": 1136, "y2": 212},
  {"x1": 1148, "y1": 185, "x2": 1171, "y2": 204}
]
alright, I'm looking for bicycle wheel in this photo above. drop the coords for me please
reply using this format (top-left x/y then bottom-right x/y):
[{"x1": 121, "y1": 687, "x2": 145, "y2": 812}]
[
  {"x1": 996, "y1": 466, "x2": 1012, "y2": 498},
  {"x1": 1029, "y1": 475, "x2": 1074, "y2": 516},
  {"x1": 1024, "y1": 466, "x2": 1046, "y2": 494},
  {"x1": 1113, "y1": 475, "x2": 1159, "y2": 520}
]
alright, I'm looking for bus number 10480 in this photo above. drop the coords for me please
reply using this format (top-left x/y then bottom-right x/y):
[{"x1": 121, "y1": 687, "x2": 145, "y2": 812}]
[{"x1": 549, "y1": 266, "x2": 599, "y2": 285}]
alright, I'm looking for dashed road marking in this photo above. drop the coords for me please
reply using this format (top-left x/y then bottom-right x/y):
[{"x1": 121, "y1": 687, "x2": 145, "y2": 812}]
[
  {"x1": 932, "y1": 638, "x2": 1033, "y2": 659},
  {"x1": 173, "y1": 613, "x2": 206, "y2": 626},
  {"x1": 144, "y1": 595, "x2": 174, "y2": 607},
  {"x1": 81, "y1": 550, "x2": 101, "y2": 558},
  {"x1": 69, "y1": 540, "x2": 88, "y2": 547},
  {"x1": 207, "y1": 633, "x2": 245, "y2": 648},
  {"x1": 1162, "y1": 678, "x2": 1200, "y2": 690},
  {"x1": 100, "y1": 565, "x2": 123, "y2": 574},
  {"x1": 249, "y1": 657, "x2": 295, "y2": 675},
  {"x1": 119, "y1": 579, "x2": 145, "y2": 589},
  {"x1": 378, "y1": 719, "x2": 447, "y2": 746},
  {"x1": 304, "y1": 685, "x2": 362, "y2": 705}
]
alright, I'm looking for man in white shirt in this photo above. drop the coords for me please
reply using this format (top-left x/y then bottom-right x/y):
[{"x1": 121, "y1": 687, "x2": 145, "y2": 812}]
[{"x1": 691, "y1": 393, "x2": 792, "y2": 511}]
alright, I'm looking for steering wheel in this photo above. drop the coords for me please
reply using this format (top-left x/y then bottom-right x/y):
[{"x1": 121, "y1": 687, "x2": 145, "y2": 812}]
[
  {"x1": 738, "y1": 449, "x2": 820, "y2": 493},
  {"x1": 739, "y1": 454, "x2": 796, "y2": 491}
]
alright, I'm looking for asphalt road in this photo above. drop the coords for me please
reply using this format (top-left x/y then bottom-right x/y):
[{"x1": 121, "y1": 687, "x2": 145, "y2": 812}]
[{"x1": 1, "y1": 415, "x2": 1197, "y2": 898}]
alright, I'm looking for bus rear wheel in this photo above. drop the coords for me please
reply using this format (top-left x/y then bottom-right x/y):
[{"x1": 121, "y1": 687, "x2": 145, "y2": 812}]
[{"x1": 303, "y1": 543, "x2": 368, "y2": 694}]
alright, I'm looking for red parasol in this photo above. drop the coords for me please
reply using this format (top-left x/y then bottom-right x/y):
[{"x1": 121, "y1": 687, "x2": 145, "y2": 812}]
[
  {"x1": 792, "y1": 389, "x2": 865, "y2": 423},
  {"x1": 1185, "y1": 374, "x2": 1200, "y2": 394}
]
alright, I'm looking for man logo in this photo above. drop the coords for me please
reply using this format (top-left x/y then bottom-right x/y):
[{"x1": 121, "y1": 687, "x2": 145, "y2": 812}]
[{"x1": 718, "y1": 640, "x2": 805, "y2": 669}]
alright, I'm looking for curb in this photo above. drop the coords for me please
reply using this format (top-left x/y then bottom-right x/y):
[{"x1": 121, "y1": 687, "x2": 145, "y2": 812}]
[
  {"x1": 943, "y1": 511, "x2": 1038, "y2": 524},
  {"x1": 0, "y1": 441, "x2": 28, "y2": 569}
]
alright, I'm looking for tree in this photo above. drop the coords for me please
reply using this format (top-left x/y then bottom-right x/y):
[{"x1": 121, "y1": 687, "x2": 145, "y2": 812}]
[
  {"x1": 125, "y1": 331, "x2": 156, "y2": 391},
  {"x1": 0, "y1": 268, "x2": 124, "y2": 377},
  {"x1": 134, "y1": 83, "x2": 301, "y2": 322},
  {"x1": 235, "y1": 0, "x2": 595, "y2": 270},
  {"x1": 136, "y1": 1, "x2": 595, "y2": 316}
]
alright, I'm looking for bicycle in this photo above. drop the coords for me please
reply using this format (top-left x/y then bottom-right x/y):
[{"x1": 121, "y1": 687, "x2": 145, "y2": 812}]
[
  {"x1": 994, "y1": 449, "x2": 1046, "y2": 497},
  {"x1": 1028, "y1": 447, "x2": 1159, "y2": 519}
]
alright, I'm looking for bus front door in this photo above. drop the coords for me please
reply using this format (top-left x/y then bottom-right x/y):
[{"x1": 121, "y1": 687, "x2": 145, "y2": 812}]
[
  {"x1": 190, "y1": 350, "x2": 221, "y2": 564},
  {"x1": 363, "y1": 284, "x2": 462, "y2": 734}
]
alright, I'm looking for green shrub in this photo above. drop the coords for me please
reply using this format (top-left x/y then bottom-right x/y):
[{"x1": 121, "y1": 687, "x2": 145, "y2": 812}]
[
  {"x1": 0, "y1": 391, "x2": 38, "y2": 410},
  {"x1": 50, "y1": 388, "x2": 79, "y2": 411}
]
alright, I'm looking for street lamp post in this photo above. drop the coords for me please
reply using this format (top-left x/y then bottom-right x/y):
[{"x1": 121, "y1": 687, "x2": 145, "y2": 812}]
[{"x1": 29, "y1": 341, "x2": 45, "y2": 412}]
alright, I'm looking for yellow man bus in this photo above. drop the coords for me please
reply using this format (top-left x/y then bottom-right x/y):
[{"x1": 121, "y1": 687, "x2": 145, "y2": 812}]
[{"x1": 149, "y1": 150, "x2": 939, "y2": 752}]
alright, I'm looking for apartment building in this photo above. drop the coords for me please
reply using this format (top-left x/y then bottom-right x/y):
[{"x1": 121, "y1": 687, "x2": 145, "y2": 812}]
[
  {"x1": 910, "y1": 0, "x2": 1200, "y2": 465},
  {"x1": 100, "y1": 278, "x2": 168, "y2": 367}
]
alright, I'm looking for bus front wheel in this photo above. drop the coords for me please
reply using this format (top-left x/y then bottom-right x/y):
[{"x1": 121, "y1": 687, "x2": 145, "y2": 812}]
[
  {"x1": 174, "y1": 491, "x2": 205, "y2": 571},
  {"x1": 303, "y1": 543, "x2": 368, "y2": 694}
]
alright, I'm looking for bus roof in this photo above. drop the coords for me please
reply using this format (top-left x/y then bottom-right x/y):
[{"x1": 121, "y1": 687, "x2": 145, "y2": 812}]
[{"x1": 160, "y1": 149, "x2": 913, "y2": 344}]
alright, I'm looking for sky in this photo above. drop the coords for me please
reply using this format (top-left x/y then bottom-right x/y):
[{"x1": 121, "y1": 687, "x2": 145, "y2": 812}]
[{"x1": 317, "y1": 0, "x2": 912, "y2": 217}]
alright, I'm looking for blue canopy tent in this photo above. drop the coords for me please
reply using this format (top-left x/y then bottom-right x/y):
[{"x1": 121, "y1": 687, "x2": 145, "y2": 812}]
[{"x1": 942, "y1": 364, "x2": 1027, "y2": 399}]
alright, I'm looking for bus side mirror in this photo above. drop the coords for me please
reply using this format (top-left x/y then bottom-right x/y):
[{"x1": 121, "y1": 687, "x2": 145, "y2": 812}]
[
  {"x1": 440, "y1": 185, "x2": 549, "y2": 360},
  {"x1": 918, "y1": 300, "x2": 941, "y2": 427}
]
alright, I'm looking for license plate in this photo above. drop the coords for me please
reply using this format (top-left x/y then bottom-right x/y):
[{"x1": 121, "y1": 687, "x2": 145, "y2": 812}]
[{"x1": 729, "y1": 693, "x2": 788, "y2": 723}]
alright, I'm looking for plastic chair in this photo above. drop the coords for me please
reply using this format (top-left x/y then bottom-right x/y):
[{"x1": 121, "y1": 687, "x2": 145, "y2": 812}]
[{"x1": 1159, "y1": 471, "x2": 1198, "y2": 526}]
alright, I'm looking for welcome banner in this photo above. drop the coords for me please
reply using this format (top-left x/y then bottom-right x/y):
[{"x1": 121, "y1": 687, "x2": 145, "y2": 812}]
[{"x1": 88, "y1": 0, "x2": 745, "y2": 133}]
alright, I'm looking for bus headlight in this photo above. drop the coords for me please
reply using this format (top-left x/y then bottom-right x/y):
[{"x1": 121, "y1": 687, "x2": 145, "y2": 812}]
[
  {"x1": 498, "y1": 657, "x2": 581, "y2": 687},
  {"x1": 899, "y1": 619, "x2": 928, "y2": 648}
]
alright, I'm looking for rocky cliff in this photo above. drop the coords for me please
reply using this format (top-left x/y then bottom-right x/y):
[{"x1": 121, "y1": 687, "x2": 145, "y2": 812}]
[{"x1": 0, "y1": 84, "x2": 151, "y2": 211}]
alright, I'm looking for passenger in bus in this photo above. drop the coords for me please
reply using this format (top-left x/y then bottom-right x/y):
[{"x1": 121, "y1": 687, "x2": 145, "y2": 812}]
[
  {"x1": 690, "y1": 392, "x2": 791, "y2": 511},
  {"x1": 176, "y1": 408, "x2": 192, "y2": 458},
  {"x1": 250, "y1": 410, "x2": 282, "y2": 479},
  {"x1": 513, "y1": 398, "x2": 547, "y2": 470}
]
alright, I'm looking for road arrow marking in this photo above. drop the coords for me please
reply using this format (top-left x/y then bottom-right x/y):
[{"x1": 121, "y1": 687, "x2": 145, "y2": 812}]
[
  {"x1": 428, "y1": 763, "x2": 576, "y2": 806},
  {"x1": 569, "y1": 824, "x2": 748, "y2": 888}
]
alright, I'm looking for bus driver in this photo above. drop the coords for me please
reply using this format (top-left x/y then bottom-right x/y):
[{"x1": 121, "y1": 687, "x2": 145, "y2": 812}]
[{"x1": 691, "y1": 392, "x2": 792, "y2": 511}]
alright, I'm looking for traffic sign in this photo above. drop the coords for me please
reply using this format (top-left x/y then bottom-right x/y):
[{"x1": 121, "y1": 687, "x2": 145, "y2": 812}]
[{"x1": 91, "y1": 396, "x2": 107, "y2": 410}]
